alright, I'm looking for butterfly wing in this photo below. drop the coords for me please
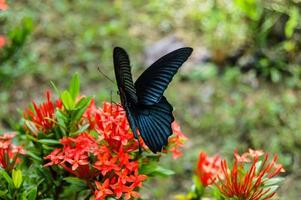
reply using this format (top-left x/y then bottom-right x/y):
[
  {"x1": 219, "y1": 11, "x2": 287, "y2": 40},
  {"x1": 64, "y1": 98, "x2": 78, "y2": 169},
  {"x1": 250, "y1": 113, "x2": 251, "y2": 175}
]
[
  {"x1": 136, "y1": 96, "x2": 174, "y2": 153},
  {"x1": 113, "y1": 47, "x2": 138, "y2": 105},
  {"x1": 113, "y1": 47, "x2": 140, "y2": 141},
  {"x1": 135, "y1": 47, "x2": 193, "y2": 105},
  {"x1": 134, "y1": 47, "x2": 192, "y2": 152}
]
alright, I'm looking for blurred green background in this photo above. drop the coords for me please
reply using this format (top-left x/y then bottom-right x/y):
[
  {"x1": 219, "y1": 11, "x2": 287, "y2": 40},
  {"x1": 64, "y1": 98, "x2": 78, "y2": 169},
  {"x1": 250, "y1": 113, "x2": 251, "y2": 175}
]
[{"x1": 1, "y1": 0, "x2": 301, "y2": 199}]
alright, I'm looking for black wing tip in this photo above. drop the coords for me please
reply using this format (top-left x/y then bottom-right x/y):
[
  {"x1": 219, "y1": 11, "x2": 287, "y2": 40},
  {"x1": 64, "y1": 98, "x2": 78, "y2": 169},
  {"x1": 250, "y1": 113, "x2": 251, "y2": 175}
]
[
  {"x1": 113, "y1": 46, "x2": 127, "y2": 55},
  {"x1": 181, "y1": 47, "x2": 193, "y2": 51},
  {"x1": 176, "y1": 47, "x2": 193, "y2": 55},
  {"x1": 114, "y1": 46, "x2": 123, "y2": 50}
]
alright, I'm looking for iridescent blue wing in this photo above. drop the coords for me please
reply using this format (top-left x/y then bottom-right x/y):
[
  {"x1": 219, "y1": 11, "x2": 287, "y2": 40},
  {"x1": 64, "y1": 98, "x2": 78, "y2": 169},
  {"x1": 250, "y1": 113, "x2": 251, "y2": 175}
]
[
  {"x1": 113, "y1": 47, "x2": 138, "y2": 105},
  {"x1": 136, "y1": 96, "x2": 174, "y2": 153},
  {"x1": 135, "y1": 47, "x2": 193, "y2": 105}
]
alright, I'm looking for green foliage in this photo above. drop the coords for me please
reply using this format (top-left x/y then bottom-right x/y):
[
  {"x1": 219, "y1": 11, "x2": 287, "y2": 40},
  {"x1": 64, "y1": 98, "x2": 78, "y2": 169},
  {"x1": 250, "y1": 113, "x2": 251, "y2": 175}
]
[
  {"x1": 0, "y1": 17, "x2": 33, "y2": 85},
  {"x1": 140, "y1": 160, "x2": 175, "y2": 177},
  {"x1": 0, "y1": 17, "x2": 33, "y2": 64},
  {"x1": 0, "y1": 168, "x2": 37, "y2": 200},
  {"x1": 0, "y1": 168, "x2": 14, "y2": 190}
]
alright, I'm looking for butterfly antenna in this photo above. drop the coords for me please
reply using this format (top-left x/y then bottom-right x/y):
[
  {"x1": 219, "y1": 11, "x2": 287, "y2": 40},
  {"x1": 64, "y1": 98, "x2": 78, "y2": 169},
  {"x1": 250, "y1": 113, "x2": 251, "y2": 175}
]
[{"x1": 97, "y1": 67, "x2": 115, "y2": 84}]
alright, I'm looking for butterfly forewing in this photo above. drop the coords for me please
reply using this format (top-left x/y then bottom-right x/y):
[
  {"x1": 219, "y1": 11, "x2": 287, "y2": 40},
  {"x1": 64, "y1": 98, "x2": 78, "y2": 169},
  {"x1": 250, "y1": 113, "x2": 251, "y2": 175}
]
[
  {"x1": 113, "y1": 47, "x2": 138, "y2": 105},
  {"x1": 135, "y1": 47, "x2": 193, "y2": 105}
]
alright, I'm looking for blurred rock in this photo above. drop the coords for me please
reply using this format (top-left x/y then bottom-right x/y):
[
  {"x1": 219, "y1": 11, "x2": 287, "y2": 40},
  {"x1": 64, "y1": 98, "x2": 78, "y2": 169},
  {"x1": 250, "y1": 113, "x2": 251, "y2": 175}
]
[
  {"x1": 144, "y1": 35, "x2": 211, "y2": 69},
  {"x1": 144, "y1": 36, "x2": 185, "y2": 67}
]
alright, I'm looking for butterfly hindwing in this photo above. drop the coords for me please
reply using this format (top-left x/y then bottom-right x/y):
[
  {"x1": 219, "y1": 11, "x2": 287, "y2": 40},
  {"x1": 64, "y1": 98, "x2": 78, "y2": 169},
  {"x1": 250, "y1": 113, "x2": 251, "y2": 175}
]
[
  {"x1": 113, "y1": 47, "x2": 138, "y2": 105},
  {"x1": 135, "y1": 47, "x2": 193, "y2": 105},
  {"x1": 136, "y1": 96, "x2": 174, "y2": 153}
]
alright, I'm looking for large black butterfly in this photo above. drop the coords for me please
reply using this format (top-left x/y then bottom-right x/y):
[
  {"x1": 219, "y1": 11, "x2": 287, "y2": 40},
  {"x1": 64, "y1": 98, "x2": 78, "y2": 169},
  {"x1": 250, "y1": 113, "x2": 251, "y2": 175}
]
[{"x1": 113, "y1": 46, "x2": 193, "y2": 153}]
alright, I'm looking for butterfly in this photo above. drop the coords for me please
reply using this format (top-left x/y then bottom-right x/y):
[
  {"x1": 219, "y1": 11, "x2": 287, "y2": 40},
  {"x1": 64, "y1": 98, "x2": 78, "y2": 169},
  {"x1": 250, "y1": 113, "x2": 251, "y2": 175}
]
[{"x1": 113, "y1": 46, "x2": 193, "y2": 153}]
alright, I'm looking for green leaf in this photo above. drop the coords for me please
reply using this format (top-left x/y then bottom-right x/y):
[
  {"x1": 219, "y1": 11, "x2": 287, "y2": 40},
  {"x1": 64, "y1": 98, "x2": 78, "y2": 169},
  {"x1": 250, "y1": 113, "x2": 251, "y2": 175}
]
[
  {"x1": 37, "y1": 139, "x2": 60, "y2": 145},
  {"x1": 264, "y1": 177, "x2": 285, "y2": 187},
  {"x1": 27, "y1": 187, "x2": 37, "y2": 200},
  {"x1": 42, "y1": 144, "x2": 55, "y2": 150},
  {"x1": 61, "y1": 91, "x2": 74, "y2": 110},
  {"x1": 75, "y1": 96, "x2": 91, "y2": 110},
  {"x1": 285, "y1": 7, "x2": 299, "y2": 38},
  {"x1": 26, "y1": 134, "x2": 37, "y2": 142},
  {"x1": 21, "y1": 191, "x2": 27, "y2": 200},
  {"x1": 140, "y1": 161, "x2": 174, "y2": 177},
  {"x1": 0, "y1": 168, "x2": 14, "y2": 190},
  {"x1": 36, "y1": 167, "x2": 53, "y2": 183},
  {"x1": 25, "y1": 120, "x2": 39, "y2": 135},
  {"x1": 70, "y1": 124, "x2": 90, "y2": 137},
  {"x1": 64, "y1": 177, "x2": 87, "y2": 188},
  {"x1": 192, "y1": 175, "x2": 202, "y2": 190},
  {"x1": 12, "y1": 169, "x2": 23, "y2": 189},
  {"x1": 26, "y1": 151, "x2": 42, "y2": 162},
  {"x1": 71, "y1": 97, "x2": 92, "y2": 122},
  {"x1": 56, "y1": 110, "x2": 67, "y2": 130},
  {"x1": 264, "y1": 185, "x2": 279, "y2": 194},
  {"x1": 69, "y1": 73, "x2": 80, "y2": 101},
  {"x1": 154, "y1": 166, "x2": 175, "y2": 177}
]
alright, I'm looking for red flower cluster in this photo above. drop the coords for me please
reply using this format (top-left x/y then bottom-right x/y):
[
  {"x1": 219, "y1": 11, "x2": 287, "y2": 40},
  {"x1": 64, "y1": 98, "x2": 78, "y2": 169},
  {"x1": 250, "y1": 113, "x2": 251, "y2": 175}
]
[
  {"x1": 0, "y1": 133, "x2": 25, "y2": 171},
  {"x1": 93, "y1": 102, "x2": 148, "y2": 199},
  {"x1": 94, "y1": 102, "x2": 142, "y2": 152},
  {"x1": 23, "y1": 91, "x2": 62, "y2": 135},
  {"x1": 216, "y1": 149, "x2": 285, "y2": 200},
  {"x1": 195, "y1": 151, "x2": 221, "y2": 186},
  {"x1": 44, "y1": 101, "x2": 186, "y2": 199},
  {"x1": 44, "y1": 133, "x2": 98, "y2": 178},
  {"x1": 0, "y1": 0, "x2": 8, "y2": 10},
  {"x1": 45, "y1": 102, "x2": 148, "y2": 200}
]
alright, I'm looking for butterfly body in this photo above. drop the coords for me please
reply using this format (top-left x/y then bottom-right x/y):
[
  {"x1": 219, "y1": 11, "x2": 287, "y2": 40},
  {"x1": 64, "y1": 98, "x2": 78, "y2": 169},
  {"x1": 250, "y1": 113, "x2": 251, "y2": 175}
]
[{"x1": 113, "y1": 47, "x2": 193, "y2": 153}]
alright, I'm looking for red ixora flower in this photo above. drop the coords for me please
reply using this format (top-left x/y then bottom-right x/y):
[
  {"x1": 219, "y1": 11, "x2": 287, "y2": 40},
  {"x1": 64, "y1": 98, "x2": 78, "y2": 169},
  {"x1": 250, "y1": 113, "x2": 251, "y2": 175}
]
[
  {"x1": 195, "y1": 151, "x2": 221, "y2": 186},
  {"x1": 0, "y1": 0, "x2": 8, "y2": 10},
  {"x1": 0, "y1": 133, "x2": 26, "y2": 171},
  {"x1": 165, "y1": 122, "x2": 187, "y2": 159},
  {"x1": 0, "y1": 36, "x2": 6, "y2": 48},
  {"x1": 23, "y1": 91, "x2": 62, "y2": 135},
  {"x1": 216, "y1": 149, "x2": 285, "y2": 200}
]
